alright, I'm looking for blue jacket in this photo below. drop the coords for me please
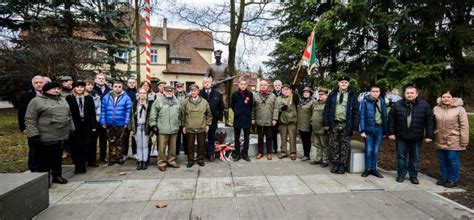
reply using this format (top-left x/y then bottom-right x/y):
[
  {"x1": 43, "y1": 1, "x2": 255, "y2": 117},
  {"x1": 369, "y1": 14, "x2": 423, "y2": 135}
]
[
  {"x1": 359, "y1": 95, "x2": 388, "y2": 135},
  {"x1": 100, "y1": 91, "x2": 132, "y2": 127},
  {"x1": 322, "y1": 88, "x2": 359, "y2": 135}
]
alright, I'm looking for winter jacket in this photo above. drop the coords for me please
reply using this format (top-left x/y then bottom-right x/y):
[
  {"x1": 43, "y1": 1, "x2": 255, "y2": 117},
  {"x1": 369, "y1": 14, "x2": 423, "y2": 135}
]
[
  {"x1": 100, "y1": 91, "x2": 132, "y2": 127},
  {"x1": 311, "y1": 101, "x2": 326, "y2": 135},
  {"x1": 199, "y1": 89, "x2": 224, "y2": 130},
  {"x1": 297, "y1": 97, "x2": 315, "y2": 130},
  {"x1": 181, "y1": 96, "x2": 212, "y2": 133},
  {"x1": 274, "y1": 93, "x2": 299, "y2": 125},
  {"x1": 149, "y1": 95, "x2": 181, "y2": 134},
  {"x1": 25, "y1": 94, "x2": 75, "y2": 143},
  {"x1": 388, "y1": 97, "x2": 434, "y2": 140},
  {"x1": 433, "y1": 97, "x2": 469, "y2": 151},
  {"x1": 175, "y1": 92, "x2": 189, "y2": 104},
  {"x1": 92, "y1": 84, "x2": 111, "y2": 99},
  {"x1": 66, "y1": 95, "x2": 96, "y2": 133},
  {"x1": 322, "y1": 88, "x2": 359, "y2": 135},
  {"x1": 130, "y1": 100, "x2": 153, "y2": 133},
  {"x1": 359, "y1": 95, "x2": 388, "y2": 136},
  {"x1": 18, "y1": 90, "x2": 38, "y2": 132},
  {"x1": 252, "y1": 91, "x2": 278, "y2": 126},
  {"x1": 125, "y1": 87, "x2": 137, "y2": 103},
  {"x1": 231, "y1": 90, "x2": 254, "y2": 129}
]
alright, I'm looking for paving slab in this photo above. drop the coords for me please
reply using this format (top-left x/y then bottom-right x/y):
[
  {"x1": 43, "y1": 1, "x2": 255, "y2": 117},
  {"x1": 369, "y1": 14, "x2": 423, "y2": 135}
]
[
  {"x1": 236, "y1": 196, "x2": 290, "y2": 220},
  {"x1": 49, "y1": 181, "x2": 83, "y2": 204},
  {"x1": 151, "y1": 178, "x2": 196, "y2": 200},
  {"x1": 162, "y1": 166, "x2": 199, "y2": 179},
  {"x1": 286, "y1": 162, "x2": 329, "y2": 175},
  {"x1": 88, "y1": 201, "x2": 147, "y2": 220},
  {"x1": 317, "y1": 193, "x2": 388, "y2": 219},
  {"x1": 330, "y1": 173, "x2": 382, "y2": 192},
  {"x1": 89, "y1": 165, "x2": 137, "y2": 181},
  {"x1": 57, "y1": 181, "x2": 121, "y2": 204},
  {"x1": 140, "y1": 199, "x2": 192, "y2": 219},
  {"x1": 190, "y1": 198, "x2": 239, "y2": 220},
  {"x1": 353, "y1": 192, "x2": 433, "y2": 219},
  {"x1": 233, "y1": 176, "x2": 274, "y2": 197},
  {"x1": 278, "y1": 195, "x2": 339, "y2": 219},
  {"x1": 195, "y1": 177, "x2": 234, "y2": 198},
  {"x1": 126, "y1": 167, "x2": 165, "y2": 180},
  {"x1": 34, "y1": 203, "x2": 98, "y2": 220},
  {"x1": 257, "y1": 162, "x2": 294, "y2": 176},
  {"x1": 389, "y1": 190, "x2": 474, "y2": 219},
  {"x1": 299, "y1": 174, "x2": 348, "y2": 194},
  {"x1": 105, "y1": 179, "x2": 160, "y2": 203},
  {"x1": 230, "y1": 162, "x2": 264, "y2": 177},
  {"x1": 197, "y1": 161, "x2": 232, "y2": 178},
  {"x1": 266, "y1": 175, "x2": 313, "y2": 195}
]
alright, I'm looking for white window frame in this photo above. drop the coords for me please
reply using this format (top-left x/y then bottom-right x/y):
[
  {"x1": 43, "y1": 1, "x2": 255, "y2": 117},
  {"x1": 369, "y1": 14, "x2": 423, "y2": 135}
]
[{"x1": 151, "y1": 49, "x2": 158, "y2": 64}]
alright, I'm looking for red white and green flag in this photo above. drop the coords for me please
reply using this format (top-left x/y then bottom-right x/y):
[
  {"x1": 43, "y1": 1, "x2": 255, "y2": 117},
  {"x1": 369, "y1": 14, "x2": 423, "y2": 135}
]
[{"x1": 302, "y1": 29, "x2": 317, "y2": 75}]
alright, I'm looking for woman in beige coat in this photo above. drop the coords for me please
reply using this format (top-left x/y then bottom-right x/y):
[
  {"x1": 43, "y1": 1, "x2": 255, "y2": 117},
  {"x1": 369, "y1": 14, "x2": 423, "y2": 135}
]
[{"x1": 433, "y1": 91, "x2": 469, "y2": 188}]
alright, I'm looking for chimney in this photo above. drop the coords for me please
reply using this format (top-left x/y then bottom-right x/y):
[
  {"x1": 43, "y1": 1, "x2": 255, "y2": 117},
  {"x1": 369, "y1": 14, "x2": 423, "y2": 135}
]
[{"x1": 163, "y1": 18, "x2": 167, "y2": 41}]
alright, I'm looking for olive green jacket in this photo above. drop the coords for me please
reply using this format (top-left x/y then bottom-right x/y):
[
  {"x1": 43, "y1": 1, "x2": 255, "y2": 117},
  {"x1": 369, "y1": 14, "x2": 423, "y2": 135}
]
[
  {"x1": 181, "y1": 96, "x2": 212, "y2": 133},
  {"x1": 25, "y1": 94, "x2": 75, "y2": 143},
  {"x1": 149, "y1": 95, "x2": 182, "y2": 134},
  {"x1": 297, "y1": 98, "x2": 316, "y2": 130},
  {"x1": 311, "y1": 101, "x2": 326, "y2": 134},
  {"x1": 274, "y1": 93, "x2": 299, "y2": 125},
  {"x1": 252, "y1": 92, "x2": 278, "y2": 126}
]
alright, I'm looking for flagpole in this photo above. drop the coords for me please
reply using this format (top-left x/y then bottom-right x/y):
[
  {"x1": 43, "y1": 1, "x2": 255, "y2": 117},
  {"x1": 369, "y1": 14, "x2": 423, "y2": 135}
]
[{"x1": 291, "y1": 23, "x2": 318, "y2": 86}]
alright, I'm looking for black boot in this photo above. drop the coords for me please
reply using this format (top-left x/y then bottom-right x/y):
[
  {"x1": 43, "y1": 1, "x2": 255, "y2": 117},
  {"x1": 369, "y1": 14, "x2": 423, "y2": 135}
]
[
  {"x1": 234, "y1": 151, "x2": 241, "y2": 162},
  {"x1": 330, "y1": 163, "x2": 339, "y2": 173},
  {"x1": 137, "y1": 161, "x2": 142, "y2": 170},
  {"x1": 337, "y1": 165, "x2": 346, "y2": 174},
  {"x1": 242, "y1": 151, "x2": 251, "y2": 162},
  {"x1": 142, "y1": 161, "x2": 148, "y2": 170}
]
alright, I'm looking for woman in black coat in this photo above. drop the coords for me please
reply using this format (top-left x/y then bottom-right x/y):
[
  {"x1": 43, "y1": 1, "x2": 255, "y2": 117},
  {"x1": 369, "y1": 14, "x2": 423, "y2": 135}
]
[{"x1": 66, "y1": 81, "x2": 97, "y2": 174}]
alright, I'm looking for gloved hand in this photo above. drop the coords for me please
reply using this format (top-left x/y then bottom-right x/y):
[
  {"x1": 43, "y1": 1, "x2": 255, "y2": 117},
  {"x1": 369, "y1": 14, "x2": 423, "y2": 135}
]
[
  {"x1": 151, "y1": 126, "x2": 159, "y2": 134},
  {"x1": 281, "y1": 105, "x2": 288, "y2": 111}
]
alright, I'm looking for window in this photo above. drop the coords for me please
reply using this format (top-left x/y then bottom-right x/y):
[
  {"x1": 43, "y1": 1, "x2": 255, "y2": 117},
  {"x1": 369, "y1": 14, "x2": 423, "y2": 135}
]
[
  {"x1": 170, "y1": 81, "x2": 178, "y2": 88},
  {"x1": 185, "y1": 81, "x2": 195, "y2": 93},
  {"x1": 170, "y1": 59, "x2": 190, "y2": 64},
  {"x1": 151, "y1": 49, "x2": 158, "y2": 64}
]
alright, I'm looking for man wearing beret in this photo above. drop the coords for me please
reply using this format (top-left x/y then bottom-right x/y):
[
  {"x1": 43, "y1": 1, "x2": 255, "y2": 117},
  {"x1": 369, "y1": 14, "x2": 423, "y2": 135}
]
[
  {"x1": 274, "y1": 84, "x2": 300, "y2": 160},
  {"x1": 323, "y1": 76, "x2": 359, "y2": 174},
  {"x1": 310, "y1": 88, "x2": 330, "y2": 167}
]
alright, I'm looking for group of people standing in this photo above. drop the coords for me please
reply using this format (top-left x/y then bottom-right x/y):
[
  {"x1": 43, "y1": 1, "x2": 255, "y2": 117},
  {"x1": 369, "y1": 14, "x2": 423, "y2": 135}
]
[{"x1": 18, "y1": 74, "x2": 468, "y2": 189}]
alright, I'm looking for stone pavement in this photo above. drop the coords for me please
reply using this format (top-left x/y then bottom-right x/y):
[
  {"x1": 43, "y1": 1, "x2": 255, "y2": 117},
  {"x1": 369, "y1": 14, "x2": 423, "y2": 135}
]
[{"x1": 35, "y1": 152, "x2": 474, "y2": 220}]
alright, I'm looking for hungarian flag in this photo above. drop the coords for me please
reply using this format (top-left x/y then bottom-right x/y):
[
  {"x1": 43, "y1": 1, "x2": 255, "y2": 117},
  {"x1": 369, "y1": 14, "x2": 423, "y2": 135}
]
[{"x1": 302, "y1": 30, "x2": 317, "y2": 75}]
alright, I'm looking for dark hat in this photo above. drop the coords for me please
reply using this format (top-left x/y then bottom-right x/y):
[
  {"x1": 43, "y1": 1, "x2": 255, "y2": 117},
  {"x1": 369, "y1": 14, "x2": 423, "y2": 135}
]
[
  {"x1": 61, "y1": 75, "x2": 73, "y2": 81},
  {"x1": 157, "y1": 81, "x2": 167, "y2": 86},
  {"x1": 150, "y1": 76, "x2": 160, "y2": 82},
  {"x1": 318, "y1": 87, "x2": 329, "y2": 94},
  {"x1": 42, "y1": 82, "x2": 61, "y2": 93},
  {"x1": 214, "y1": 50, "x2": 223, "y2": 57},
  {"x1": 175, "y1": 82, "x2": 184, "y2": 87},
  {"x1": 302, "y1": 87, "x2": 313, "y2": 93},
  {"x1": 337, "y1": 76, "x2": 350, "y2": 82},
  {"x1": 73, "y1": 80, "x2": 86, "y2": 87},
  {"x1": 189, "y1": 84, "x2": 200, "y2": 90},
  {"x1": 282, "y1": 84, "x2": 291, "y2": 89}
]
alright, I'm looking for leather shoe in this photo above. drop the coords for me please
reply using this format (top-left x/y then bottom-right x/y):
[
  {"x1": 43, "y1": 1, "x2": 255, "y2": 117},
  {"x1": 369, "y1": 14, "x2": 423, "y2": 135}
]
[
  {"x1": 197, "y1": 161, "x2": 205, "y2": 167},
  {"x1": 266, "y1": 154, "x2": 272, "y2": 160},
  {"x1": 290, "y1": 154, "x2": 297, "y2": 161},
  {"x1": 436, "y1": 179, "x2": 447, "y2": 186},
  {"x1": 310, "y1": 160, "x2": 321, "y2": 165},
  {"x1": 409, "y1": 177, "x2": 419, "y2": 185},
  {"x1": 158, "y1": 166, "x2": 166, "y2": 172},
  {"x1": 371, "y1": 170, "x2": 384, "y2": 178},
  {"x1": 444, "y1": 181, "x2": 458, "y2": 188},
  {"x1": 396, "y1": 176, "x2": 405, "y2": 183},
  {"x1": 142, "y1": 162, "x2": 148, "y2": 170},
  {"x1": 330, "y1": 164, "x2": 339, "y2": 173},
  {"x1": 187, "y1": 162, "x2": 195, "y2": 168},
  {"x1": 137, "y1": 162, "x2": 142, "y2": 170},
  {"x1": 320, "y1": 162, "x2": 329, "y2": 167},
  {"x1": 242, "y1": 153, "x2": 251, "y2": 162},
  {"x1": 300, "y1": 156, "x2": 310, "y2": 161},
  {"x1": 52, "y1": 176, "x2": 68, "y2": 184},
  {"x1": 209, "y1": 155, "x2": 215, "y2": 162},
  {"x1": 168, "y1": 163, "x2": 180, "y2": 168},
  {"x1": 337, "y1": 165, "x2": 346, "y2": 174},
  {"x1": 107, "y1": 161, "x2": 115, "y2": 166},
  {"x1": 256, "y1": 153, "x2": 263, "y2": 159},
  {"x1": 87, "y1": 162, "x2": 99, "y2": 167},
  {"x1": 234, "y1": 154, "x2": 241, "y2": 162},
  {"x1": 361, "y1": 170, "x2": 370, "y2": 177},
  {"x1": 278, "y1": 153, "x2": 287, "y2": 159},
  {"x1": 117, "y1": 159, "x2": 125, "y2": 165}
]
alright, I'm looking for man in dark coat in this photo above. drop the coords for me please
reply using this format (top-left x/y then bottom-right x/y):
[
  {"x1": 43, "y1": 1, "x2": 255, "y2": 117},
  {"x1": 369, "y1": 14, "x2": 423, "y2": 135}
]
[
  {"x1": 18, "y1": 75, "x2": 45, "y2": 171},
  {"x1": 66, "y1": 81, "x2": 97, "y2": 174},
  {"x1": 322, "y1": 76, "x2": 359, "y2": 174},
  {"x1": 231, "y1": 78, "x2": 254, "y2": 161},
  {"x1": 389, "y1": 85, "x2": 434, "y2": 184},
  {"x1": 92, "y1": 74, "x2": 111, "y2": 162},
  {"x1": 199, "y1": 77, "x2": 224, "y2": 161}
]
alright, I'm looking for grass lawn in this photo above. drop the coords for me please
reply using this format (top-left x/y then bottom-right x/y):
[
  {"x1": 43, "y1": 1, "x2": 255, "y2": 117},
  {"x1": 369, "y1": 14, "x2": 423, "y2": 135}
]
[{"x1": 0, "y1": 108, "x2": 28, "y2": 173}]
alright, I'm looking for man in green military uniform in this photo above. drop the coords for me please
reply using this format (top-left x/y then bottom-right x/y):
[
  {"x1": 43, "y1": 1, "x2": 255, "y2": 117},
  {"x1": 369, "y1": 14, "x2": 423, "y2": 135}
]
[
  {"x1": 310, "y1": 88, "x2": 330, "y2": 167},
  {"x1": 175, "y1": 82, "x2": 188, "y2": 155},
  {"x1": 149, "y1": 85, "x2": 182, "y2": 171},
  {"x1": 274, "y1": 84, "x2": 299, "y2": 160},
  {"x1": 182, "y1": 84, "x2": 213, "y2": 168}
]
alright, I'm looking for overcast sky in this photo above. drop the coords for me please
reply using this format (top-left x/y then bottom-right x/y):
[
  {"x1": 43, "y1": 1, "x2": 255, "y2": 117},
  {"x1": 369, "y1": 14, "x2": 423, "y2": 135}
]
[{"x1": 149, "y1": 0, "x2": 278, "y2": 73}]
